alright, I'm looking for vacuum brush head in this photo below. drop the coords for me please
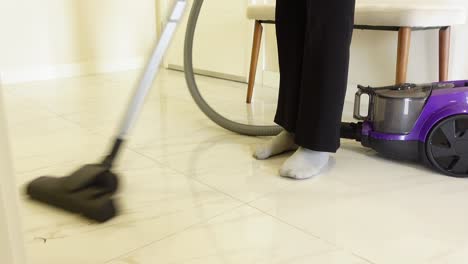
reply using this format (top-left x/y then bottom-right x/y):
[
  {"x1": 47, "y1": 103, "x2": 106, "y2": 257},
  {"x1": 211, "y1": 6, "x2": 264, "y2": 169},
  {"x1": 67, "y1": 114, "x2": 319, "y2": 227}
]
[{"x1": 26, "y1": 164, "x2": 119, "y2": 223}]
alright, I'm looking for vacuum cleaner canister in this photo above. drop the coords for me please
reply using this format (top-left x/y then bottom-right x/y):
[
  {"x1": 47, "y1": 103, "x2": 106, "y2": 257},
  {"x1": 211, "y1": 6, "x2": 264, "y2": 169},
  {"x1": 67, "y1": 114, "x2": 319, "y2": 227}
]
[{"x1": 348, "y1": 80, "x2": 468, "y2": 177}]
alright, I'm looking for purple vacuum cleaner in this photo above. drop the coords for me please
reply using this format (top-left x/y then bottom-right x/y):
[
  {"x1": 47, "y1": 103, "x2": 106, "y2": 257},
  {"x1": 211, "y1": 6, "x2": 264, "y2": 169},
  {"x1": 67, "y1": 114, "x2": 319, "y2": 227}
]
[{"x1": 341, "y1": 81, "x2": 468, "y2": 177}]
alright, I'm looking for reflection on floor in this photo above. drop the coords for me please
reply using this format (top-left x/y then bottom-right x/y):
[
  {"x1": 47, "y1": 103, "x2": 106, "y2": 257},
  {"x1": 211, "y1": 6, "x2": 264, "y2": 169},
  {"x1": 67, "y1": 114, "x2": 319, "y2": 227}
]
[{"x1": 4, "y1": 69, "x2": 468, "y2": 264}]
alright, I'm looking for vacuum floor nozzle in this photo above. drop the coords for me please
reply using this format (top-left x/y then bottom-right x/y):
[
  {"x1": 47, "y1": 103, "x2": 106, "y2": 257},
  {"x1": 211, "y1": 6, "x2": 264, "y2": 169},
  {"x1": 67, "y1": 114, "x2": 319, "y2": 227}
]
[{"x1": 26, "y1": 164, "x2": 119, "y2": 222}]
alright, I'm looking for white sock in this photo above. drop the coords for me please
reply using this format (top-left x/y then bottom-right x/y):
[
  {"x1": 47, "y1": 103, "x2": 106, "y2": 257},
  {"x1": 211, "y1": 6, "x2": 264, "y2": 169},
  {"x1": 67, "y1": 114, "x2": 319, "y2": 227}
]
[
  {"x1": 254, "y1": 131, "x2": 298, "y2": 160},
  {"x1": 280, "y1": 147, "x2": 330, "y2": 180}
]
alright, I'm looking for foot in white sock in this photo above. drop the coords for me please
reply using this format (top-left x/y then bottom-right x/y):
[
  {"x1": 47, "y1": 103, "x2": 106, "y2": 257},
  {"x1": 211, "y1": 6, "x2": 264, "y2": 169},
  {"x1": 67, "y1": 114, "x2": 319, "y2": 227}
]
[
  {"x1": 280, "y1": 147, "x2": 329, "y2": 180},
  {"x1": 254, "y1": 131, "x2": 298, "y2": 160}
]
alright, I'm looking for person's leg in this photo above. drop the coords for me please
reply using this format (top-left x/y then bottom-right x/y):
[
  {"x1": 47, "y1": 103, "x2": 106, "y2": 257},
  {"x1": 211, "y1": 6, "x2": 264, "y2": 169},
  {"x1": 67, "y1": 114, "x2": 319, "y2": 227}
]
[
  {"x1": 273, "y1": 0, "x2": 307, "y2": 132},
  {"x1": 254, "y1": 0, "x2": 306, "y2": 160},
  {"x1": 281, "y1": 0, "x2": 356, "y2": 179}
]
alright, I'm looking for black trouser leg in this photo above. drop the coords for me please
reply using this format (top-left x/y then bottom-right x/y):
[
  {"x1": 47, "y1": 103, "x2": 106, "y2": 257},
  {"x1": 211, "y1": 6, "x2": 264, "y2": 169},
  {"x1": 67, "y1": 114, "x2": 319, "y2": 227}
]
[
  {"x1": 274, "y1": 0, "x2": 307, "y2": 134},
  {"x1": 274, "y1": 0, "x2": 355, "y2": 153}
]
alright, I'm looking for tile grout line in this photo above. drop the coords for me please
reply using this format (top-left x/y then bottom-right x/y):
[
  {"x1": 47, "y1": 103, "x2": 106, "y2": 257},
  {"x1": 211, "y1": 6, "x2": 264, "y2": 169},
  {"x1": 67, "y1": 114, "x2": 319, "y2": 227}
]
[
  {"x1": 102, "y1": 203, "x2": 246, "y2": 264},
  {"x1": 351, "y1": 253, "x2": 377, "y2": 264},
  {"x1": 112, "y1": 147, "x2": 336, "y2": 263},
  {"x1": 9, "y1": 72, "x2": 378, "y2": 263},
  {"x1": 135, "y1": 147, "x2": 251, "y2": 205},
  {"x1": 124, "y1": 147, "x2": 187, "y2": 173},
  {"x1": 129, "y1": 147, "x2": 375, "y2": 263},
  {"x1": 246, "y1": 197, "x2": 379, "y2": 264},
  {"x1": 124, "y1": 133, "x2": 259, "y2": 205},
  {"x1": 246, "y1": 202, "x2": 337, "y2": 247},
  {"x1": 247, "y1": 203, "x2": 377, "y2": 264},
  {"x1": 123, "y1": 136, "x2": 353, "y2": 254}
]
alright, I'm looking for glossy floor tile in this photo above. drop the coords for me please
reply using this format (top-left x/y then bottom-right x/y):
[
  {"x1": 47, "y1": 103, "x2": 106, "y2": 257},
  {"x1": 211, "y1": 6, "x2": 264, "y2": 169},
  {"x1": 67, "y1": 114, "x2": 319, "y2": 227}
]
[
  {"x1": 24, "y1": 167, "x2": 242, "y2": 264},
  {"x1": 249, "y1": 160, "x2": 466, "y2": 264},
  {"x1": 107, "y1": 206, "x2": 365, "y2": 264},
  {"x1": 3, "y1": 69, "x2": 466, "y2": 264}
]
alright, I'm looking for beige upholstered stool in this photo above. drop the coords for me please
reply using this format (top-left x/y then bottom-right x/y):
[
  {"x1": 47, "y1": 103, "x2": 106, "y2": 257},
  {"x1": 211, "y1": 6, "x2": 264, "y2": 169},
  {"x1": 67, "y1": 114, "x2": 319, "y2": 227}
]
[{"x1": 245, "y1": 2, "x2": 467, "y2": 103}]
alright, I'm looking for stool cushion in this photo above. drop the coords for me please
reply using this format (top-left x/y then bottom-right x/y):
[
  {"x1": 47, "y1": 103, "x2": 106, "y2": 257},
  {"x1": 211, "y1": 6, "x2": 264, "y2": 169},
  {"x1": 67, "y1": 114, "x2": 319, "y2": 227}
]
[
  {"x1": 247, "y1": 3, "x2": 467, "y2": 27},
  {"x1": 356, "y1": 4, "x2": 467, "y2": 27},
  {"x1": 247, "y1": 3, "x2": 275, "y2": 21}
]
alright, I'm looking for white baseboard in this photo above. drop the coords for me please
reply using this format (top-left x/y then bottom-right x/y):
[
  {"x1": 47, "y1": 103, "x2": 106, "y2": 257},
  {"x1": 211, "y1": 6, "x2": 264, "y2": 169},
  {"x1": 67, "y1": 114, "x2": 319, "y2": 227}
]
[
  {"x1": 0, "y1": 57, "x2": 145, "y2": 84},
  {"x1": 167, "y1": 64, "x2": 248, "y2": 83}
]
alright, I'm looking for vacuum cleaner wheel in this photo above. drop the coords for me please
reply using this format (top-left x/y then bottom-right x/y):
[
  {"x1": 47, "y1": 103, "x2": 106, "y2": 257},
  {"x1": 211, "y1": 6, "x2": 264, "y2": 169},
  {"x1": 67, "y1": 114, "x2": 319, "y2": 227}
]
[{"x1": 426, "y1": 115, "x2": 468, "y2": 177}]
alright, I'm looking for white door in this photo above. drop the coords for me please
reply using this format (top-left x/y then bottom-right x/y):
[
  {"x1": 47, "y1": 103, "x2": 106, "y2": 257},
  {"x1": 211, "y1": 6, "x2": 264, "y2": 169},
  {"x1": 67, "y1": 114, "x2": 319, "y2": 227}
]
[
  {"x1": 0, "y1": 89, "x2": 27, "y2": 264},
  {"x1": 160, "y1": 0, "x2": 253, "y2": 82}
]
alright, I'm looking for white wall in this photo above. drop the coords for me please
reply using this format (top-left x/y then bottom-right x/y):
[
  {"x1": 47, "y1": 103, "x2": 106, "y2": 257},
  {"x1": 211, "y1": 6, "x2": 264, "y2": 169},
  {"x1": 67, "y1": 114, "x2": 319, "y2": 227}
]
[
  {"x1": 263, "y1": 0, "x2": 468, "y2": 86},
  {"x1": 1, "y1": 0, "x2": 466, "y2": 86},
  {"x1": 164, "y1": 0, "x2": 252, "y2": 82},
  {"x1": 450, "y1": 0, "x2": 468, "y2": 81},
  {"x1": 0, "y1": 0, "x2": 157, "y2": 84}
]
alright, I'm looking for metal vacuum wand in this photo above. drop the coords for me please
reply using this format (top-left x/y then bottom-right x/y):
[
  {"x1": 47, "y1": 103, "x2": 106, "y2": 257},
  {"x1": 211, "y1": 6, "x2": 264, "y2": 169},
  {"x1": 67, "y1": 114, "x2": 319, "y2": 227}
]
[{"x1": 26, "y1": 0, "x2": 188, "y2": 222}]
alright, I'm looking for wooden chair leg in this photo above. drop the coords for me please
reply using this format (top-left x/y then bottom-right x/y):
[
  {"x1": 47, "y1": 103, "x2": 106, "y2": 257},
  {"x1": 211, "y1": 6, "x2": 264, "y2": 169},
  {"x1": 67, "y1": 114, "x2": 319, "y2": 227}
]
[
  {"x1": 396, "y1": 27, "x2": 412, "y2": 84},
  {"x1": 246, "y1": 21, "x2": 263, "y2": 104},
  {"x1": 439, "y1": 26, "x2": 451, "y2": 82}
]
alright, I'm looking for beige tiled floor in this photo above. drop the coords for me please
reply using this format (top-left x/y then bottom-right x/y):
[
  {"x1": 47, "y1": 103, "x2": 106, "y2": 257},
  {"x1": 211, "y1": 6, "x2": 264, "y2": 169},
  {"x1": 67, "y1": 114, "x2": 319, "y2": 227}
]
[{"x1": 4, "y1": 69, "x2": 468, "y2": 264}]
